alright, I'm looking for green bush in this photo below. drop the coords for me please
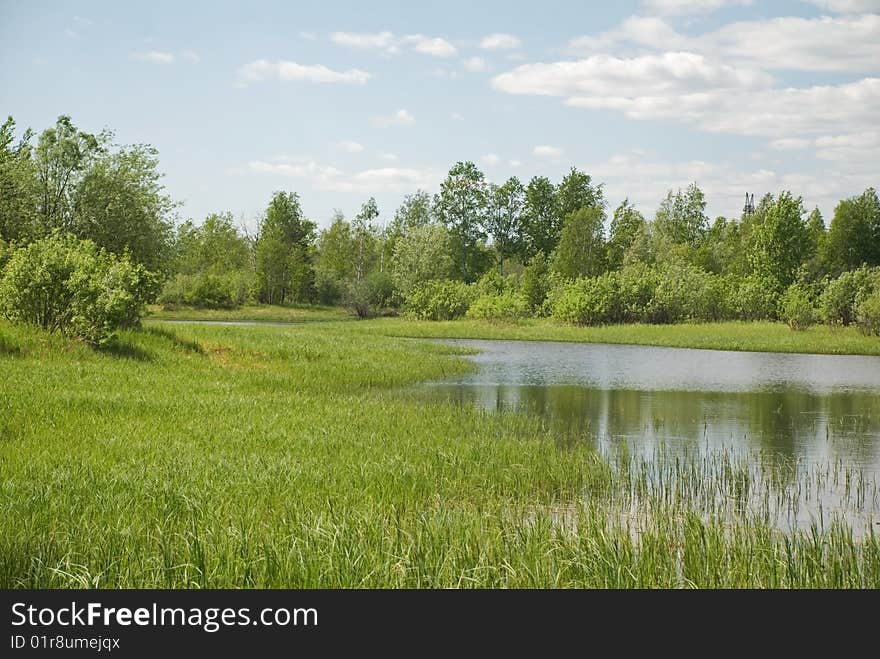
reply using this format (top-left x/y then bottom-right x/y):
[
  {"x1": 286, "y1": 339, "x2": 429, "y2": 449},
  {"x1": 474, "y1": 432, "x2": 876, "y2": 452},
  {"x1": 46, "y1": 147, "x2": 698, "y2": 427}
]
[
  {"x1": 733, "y1": 275, "x2": 780, "y2": 321},
  {"x1": 473, "y1": 269, "x2": 514, "y2": 297},
  {"x1": 158, "y1": 270, "x2": 253, "y2": 309},
  {"x1": 819, "y1": 267, "x2": 880, "y2": 326},
  {"x1": 0, "y1": 233, "x2": 156, "y2": 345},
  {"x1": 856, "y1": 289, "x2": 880, "y2": 336},
  {"x1": 405, "y1": 279, "x2": 475, "y2": 320},
  {"x1": 650, "y1": 262, "x2": 715, "y2": 323},
  {"x1": 616, "y1": 263, "x2": 657, "y2": 323},
  {"x1": 466, "y1": 291, "x2": 529, "y2": 322},
  {"x1": 550, "y1": 273, "x2": 619, "y2": 325},
  {"x1": 779, "y1": 284, "x2": 817, "y2": 330},
  {"x1": 519, "y1": 252, "x2": 551, "y2": 314}
]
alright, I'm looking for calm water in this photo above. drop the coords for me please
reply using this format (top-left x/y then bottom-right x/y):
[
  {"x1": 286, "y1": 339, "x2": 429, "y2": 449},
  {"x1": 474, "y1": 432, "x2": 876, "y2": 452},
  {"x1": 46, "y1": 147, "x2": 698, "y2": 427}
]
[{"x1": 420, "y1": 340, "x2": 880, "y2": 477}]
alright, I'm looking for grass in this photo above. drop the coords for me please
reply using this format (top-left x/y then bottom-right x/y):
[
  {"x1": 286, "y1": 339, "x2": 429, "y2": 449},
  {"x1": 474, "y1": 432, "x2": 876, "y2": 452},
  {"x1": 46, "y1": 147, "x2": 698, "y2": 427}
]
[
  {"x1": 146, "y1": 303, "x2": 351, "y2": 323},
  {"x1": 351, "y1": 317, "x2": 880, "y2": 356},
  {"x1": 1, "y1": 317, "x2": 879, "y2": 587}
]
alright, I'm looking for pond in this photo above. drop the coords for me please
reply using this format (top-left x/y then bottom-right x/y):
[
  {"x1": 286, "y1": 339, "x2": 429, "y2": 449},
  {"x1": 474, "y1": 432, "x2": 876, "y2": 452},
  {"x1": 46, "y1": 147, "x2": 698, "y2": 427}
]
[{"x1": 419, "y1": 339, "x2": 880, "y2": 478}]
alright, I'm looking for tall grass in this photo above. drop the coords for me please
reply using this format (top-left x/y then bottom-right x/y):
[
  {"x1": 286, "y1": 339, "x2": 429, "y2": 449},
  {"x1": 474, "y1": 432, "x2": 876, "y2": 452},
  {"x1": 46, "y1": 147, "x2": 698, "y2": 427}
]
[{"x1": 1, "y1": 319, "x2": 878, "y2": 587}]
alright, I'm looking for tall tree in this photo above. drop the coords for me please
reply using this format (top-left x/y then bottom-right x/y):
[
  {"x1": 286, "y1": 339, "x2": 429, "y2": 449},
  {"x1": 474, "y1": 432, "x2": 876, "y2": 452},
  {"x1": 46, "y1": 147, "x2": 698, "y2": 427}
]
[
  {"x1": 748, "y1": 191, "x2": 810, "y2": 289},
  {"x1": 384, "y1": 190, "x2": 433, "y2": 267},
  {"x1": 73, "y1": 144, "x2": 175, "y2": 271},
  {"x1": 434, "y1": 161, "x2": 488, "y2": 282},
  {"x1": 555, "y1": 167, "x2": 604, "y2": 223},
  {"x1": 0, "y1": 116, "x2": 38, "y2": 243},
  {"x1": 607, "y1": 199, "x2": 646, "y2": 270},
  {"x1": 520, "y1": 176, "x2": 558, "y2": 260},
  {"x1": 33, "y1": 115, "x2": 108, "y2": 234},
  {"x1": 486, "y1": 176, "x2": 524, "y2": 273},
  {"x1": 552, "y1": 205, "x2": 607, "y2": 279},
  {"x1": 173, "y1": 212, "x2": 250, "y2": 275},
  {"x1": 255, "y1": 191, "x2": 316, "y2": 304},
  {"x1": 823, "y1": 188, "x2": 880, "y2": 274},
  {"x1": 654, "y1": 183, "x2": 708, "y2": 247},
  {"x1": 391, "y1": 223, "x2": 455, "y2": 298},
  {"x1": 352, "y1": 197, "x2": 380, "y2": 281}
]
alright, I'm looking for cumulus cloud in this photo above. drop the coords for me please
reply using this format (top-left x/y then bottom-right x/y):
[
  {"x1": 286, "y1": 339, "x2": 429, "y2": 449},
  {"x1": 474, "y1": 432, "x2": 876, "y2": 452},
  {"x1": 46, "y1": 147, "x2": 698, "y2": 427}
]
[
  {"x1": 479, "y1": 33, "x2": 522, "y2": 50},
  {"x1": 568, "y1": 14, "x2": 880, "y2": 73},
  {"x1": 801, "y1": 0, "x2": 880, "y2": 12},
  {"x1": 236, "y1": 158, "x2": 435, "y2": 192},
  {"x1": 330, "y1": 31, "x2": 456, "y2": 57},
  {"x1": 462, "y1": 57, "x2": 490, "y2": 72},
  {"x1": 236, "y1": 59, "x2": 371, "y2": 85},
  {"x1": 374, "y1": 109, "x2": 416, "y2": 127},
  {"x1": 533, "y1": 145, "x2": 563, "y2": 157},
  {"x1": 480, "y1": 153, "x2": 501, "y2": 166},
  {"x1": 377, "y1": 151, "x2": 399, "y2": 161},
  {"x1": 133, "y1": 51, "x2": 175, "y2": 64}
]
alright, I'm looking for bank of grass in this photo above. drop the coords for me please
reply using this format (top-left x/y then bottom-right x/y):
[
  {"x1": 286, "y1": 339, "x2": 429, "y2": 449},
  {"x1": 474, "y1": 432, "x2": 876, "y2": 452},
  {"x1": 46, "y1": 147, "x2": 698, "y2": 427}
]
[
  {"x1": 146, "y1": 303, "x2": 351, "y2": 323},
  {"x1": 1, "y1": 318, "x2": 879, "y2": 587},
  {"x1": 355, "y1": 317, "x2": 880, "y2": 356}
]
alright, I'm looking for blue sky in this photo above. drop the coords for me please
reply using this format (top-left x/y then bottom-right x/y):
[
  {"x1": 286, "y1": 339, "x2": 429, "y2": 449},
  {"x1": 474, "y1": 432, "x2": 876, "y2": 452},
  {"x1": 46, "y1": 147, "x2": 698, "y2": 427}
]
[{"x1": 1, "y1": 0, "x2": 878, "y2": 231}]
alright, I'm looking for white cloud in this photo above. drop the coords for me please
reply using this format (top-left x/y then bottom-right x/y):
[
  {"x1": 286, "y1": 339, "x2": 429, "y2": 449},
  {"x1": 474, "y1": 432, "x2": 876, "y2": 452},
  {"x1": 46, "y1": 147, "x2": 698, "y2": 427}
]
[
  {"x1": 182, "y1": 50, "x2": 200, "y2": 63},
  {"x1": 450, "y1": 112, "x2": 464, "y2": 121},
  {"x1": 462, "y1": 57, "x2": 490, "y2": 72},
  {"x1": 133, "y1": 51, "x2": 175, "y2": 64},
  {"x1": 334, "y1": 140, "x2": 364, "y2": 153},
  {"x1": 433, "y1": 67, "x2": 460, "y2": 79},
  {"x1": 331, "y1": 31, "x2": 456, "y2": 57},
  {"x1": 480, "y1": 153, "x2": 501, "y2": 166},
  {"x1": 479, "y1": 33, "x2": 522, "y2": 50},
  {"x1": 509, "y1": 159, "x2": 523, "y2": 167},
  {"x1": 402, "y1": 34, "x2": 457, "y2": 57},
  {"x1": 374, "y1": 109, "x2": 415, "y2": 127},
  {"x1": 236, "y1": 59, "x2": 371, "y2": 85},
  {"x1": 533, "y1": 145, "x2": 563, "y2": 157},
  {"x1": 769, "y1": 138, "x2": 811, "y2": 151},
  {"x1": 568, "y1": 14, "x2": 880, "y2": 73},
  {"x1": 802, "y1": 0, "x2": 880, "y2": 12},
  {"x1": 641, "y1": 0, "x2": 752, "y2": 15},
  {"x1": 377, "y1": 151, "x2": 399, "y2": 161},
  {"x1": 237, "y1": 158, "x2": 435, "y2": 193}
]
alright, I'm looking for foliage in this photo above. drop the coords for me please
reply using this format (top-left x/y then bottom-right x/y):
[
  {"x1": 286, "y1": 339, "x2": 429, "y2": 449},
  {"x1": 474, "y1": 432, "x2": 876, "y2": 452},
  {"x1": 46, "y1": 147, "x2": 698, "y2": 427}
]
[
  {"x1": 779, "y1": 284, "x2": 817, "y2": 331},
  {"x1": 158, "y1": 271, "x2": 254, "y2": 309},
  {"x1": 434, "y1": 161, "x2": 488, "y2": 282},
  {"x1": 255, "y1": 191, "x2": 316, "y2": 304},
  {"x1": 607, "y1": 199, "x2": 646, "y2": 270},
  {"x1": 653, "y1": 183, "x2": 708, "y2": 247},
  {"x1": 748, "y1": 191, "x2": 810, "y2": 289},
  {"x1": 856, "y1": 288, "x2": 880, "y2": 336},
  {"x1": 823, "y1": 188, "x2": 880, "y2": 275},
  {"x1": 733, "y1": 275, "x2": 780, "y2": 321},
  {"x1": 391, "y1": 223, "x2": 455, "y2": 299},
  {"x1": 552, "y1": 206, "x2": 606, "y2": 280},
  {"x1": 519, "y1": 251, "x2": 551, "y2": 314},
  {"x1": 486, "y1": 176, "x2": 524, "y2": 272},
  {"x1": 466, "y1": 290, "x2": 529, "y2": 322},
  {"x1": 405, "y1": 279, "x2": 475, "y2": 320},
  {"x1": 520, "y1": 176, "x2": 558, "y2": 260},
  {"x1": 550, "y1": 273, "x2": 619, "y2": 325},
  {"x1": 0, "y1": 233, "x2": 155, "y2": 344}
]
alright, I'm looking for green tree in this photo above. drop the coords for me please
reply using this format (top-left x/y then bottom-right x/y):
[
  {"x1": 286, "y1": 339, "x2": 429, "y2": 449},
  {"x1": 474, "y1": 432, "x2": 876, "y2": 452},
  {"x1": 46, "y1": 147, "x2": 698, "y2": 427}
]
[
  {"x1": 607, "y1": 199, "x2": 646, "y2": 270},
  {"x1": 391, "y1": 223, "x2": 455, "y2": 298},
  {"x1": 823, "y1": 188, "x2": 880, "y2": 274},
  {"x1": 33, "y1": 115, "x2": 108, "y2": 234},
  {"x1": 255, "y1": 191, "x2": 316, "y2": 304},
  {"x1": 73, "y1": 144, "x2": 175, "y2": 271},
  {"x1": 0, "y1": 116, "x2": 39, "y2": 243},
  {"x1": 654, "y1": 183, "x2": 708, "y2": 247},
  {"x1": 552, "y1": 206, "x2": 607, "y2": 279},
  {"x1": 520, "y1": 176, "x2": 558, "y2": 260},
  {"x1": 173, "y1": 212, "x2": 250, "y2": 275},
  {"x1": 555, "y1": 167, "x2": 604, "y2": 223},
  {"x1": 748, "y1": 191, "x2": 810, "y2": 290},
  {"x1": 383, "y1": 190, "x2": 433, "y2": 267},
  {"x1": 434, "y1": 161, "x2": 488, "y2": 282},
  {"x1": 486, "y1": 177, "x2": 524, "y2": 273}
]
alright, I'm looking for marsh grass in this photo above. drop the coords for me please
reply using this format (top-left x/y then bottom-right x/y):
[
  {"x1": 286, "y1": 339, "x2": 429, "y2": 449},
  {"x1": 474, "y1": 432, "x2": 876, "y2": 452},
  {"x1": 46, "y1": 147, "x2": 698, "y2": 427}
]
[{"x1": 1, "y1": 319, "x2": 878, "y2": 587}]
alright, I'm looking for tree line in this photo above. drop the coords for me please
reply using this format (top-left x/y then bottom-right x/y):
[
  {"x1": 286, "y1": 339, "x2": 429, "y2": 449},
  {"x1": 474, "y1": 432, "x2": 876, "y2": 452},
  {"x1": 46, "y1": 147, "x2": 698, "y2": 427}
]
[{"x1": 1, "y1": 115, "x2": 879, "y2": 341}]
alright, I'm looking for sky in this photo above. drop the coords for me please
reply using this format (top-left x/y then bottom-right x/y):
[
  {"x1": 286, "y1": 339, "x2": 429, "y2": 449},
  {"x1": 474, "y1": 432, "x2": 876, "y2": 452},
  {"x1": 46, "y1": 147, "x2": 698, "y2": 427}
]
[{"x1": 1, "y1": 0, "x2": 878, "y2": 232}]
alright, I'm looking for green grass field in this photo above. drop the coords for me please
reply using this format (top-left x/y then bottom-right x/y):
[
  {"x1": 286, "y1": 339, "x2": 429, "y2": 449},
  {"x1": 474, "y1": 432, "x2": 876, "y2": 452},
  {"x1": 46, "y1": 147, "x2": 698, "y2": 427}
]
[{"x1": 2, "y1": 316, "x2": 879, "y2": 587}]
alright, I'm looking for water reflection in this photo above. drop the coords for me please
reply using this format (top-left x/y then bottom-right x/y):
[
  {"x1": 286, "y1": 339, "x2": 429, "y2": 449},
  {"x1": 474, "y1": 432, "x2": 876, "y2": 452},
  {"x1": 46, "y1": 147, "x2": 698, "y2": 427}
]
[{"x1": 420, "y1": 340, "x2": 880, "y2": 477}]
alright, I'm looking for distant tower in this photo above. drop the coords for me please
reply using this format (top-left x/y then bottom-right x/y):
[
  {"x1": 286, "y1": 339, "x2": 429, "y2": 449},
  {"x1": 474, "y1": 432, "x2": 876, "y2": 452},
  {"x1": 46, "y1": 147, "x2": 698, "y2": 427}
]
[{"x1": 743, "y1": 192, "x2": 755, "y2": 217}]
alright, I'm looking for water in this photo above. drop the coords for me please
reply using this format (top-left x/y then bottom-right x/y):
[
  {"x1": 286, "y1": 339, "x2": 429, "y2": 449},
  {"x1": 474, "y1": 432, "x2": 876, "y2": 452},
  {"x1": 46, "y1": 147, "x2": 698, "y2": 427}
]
[{"x1": 418, "y1": 339, "x2": 880, "y2": 532}]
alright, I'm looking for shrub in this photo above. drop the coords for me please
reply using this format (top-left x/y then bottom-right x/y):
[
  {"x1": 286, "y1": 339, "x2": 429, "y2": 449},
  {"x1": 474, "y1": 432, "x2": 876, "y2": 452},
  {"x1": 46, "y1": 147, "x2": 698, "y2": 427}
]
[
  {"x1": 550, "y1": 273, "x2": 619, "y2": 325},
  {"x1": 466, "y1": 291, "x2": 529, "y2": 322},
  {"x1": 405, "y1": 279, "x2": 475, "y2": 320},
  {"x1": 473, "y1": 269, "x2": 513, "y2": 297},
  {"x1": 519, "y1": 252, "x2": 551, "y2": 314},
  {"x1": 650, "y1": 262, "x2": 714, "y2": 323},
  {"x1": 779, "y1": 284, "x2": 817, "y2": 330},
  {"x1": 342, "y1": 271, "x2": 396, "y2": 319},
  {"x1": 856, "y1": 289, "x2": 880, "y2": 336},
  {"x1": 0, "y1": 233, "x2": 155, "y2": 345},
  {"x1": 158, "y1": 270, "x2": 253, "y2": 309},
  {"x1": 819, "y1": 267, "x2": 880, "y2": 326},
  {"x1": 733, "y1": 275, "x2": 780, "y2": 321},
  {"x1": 616, "y1": 263, "x2": 657, "y2": 323}
]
